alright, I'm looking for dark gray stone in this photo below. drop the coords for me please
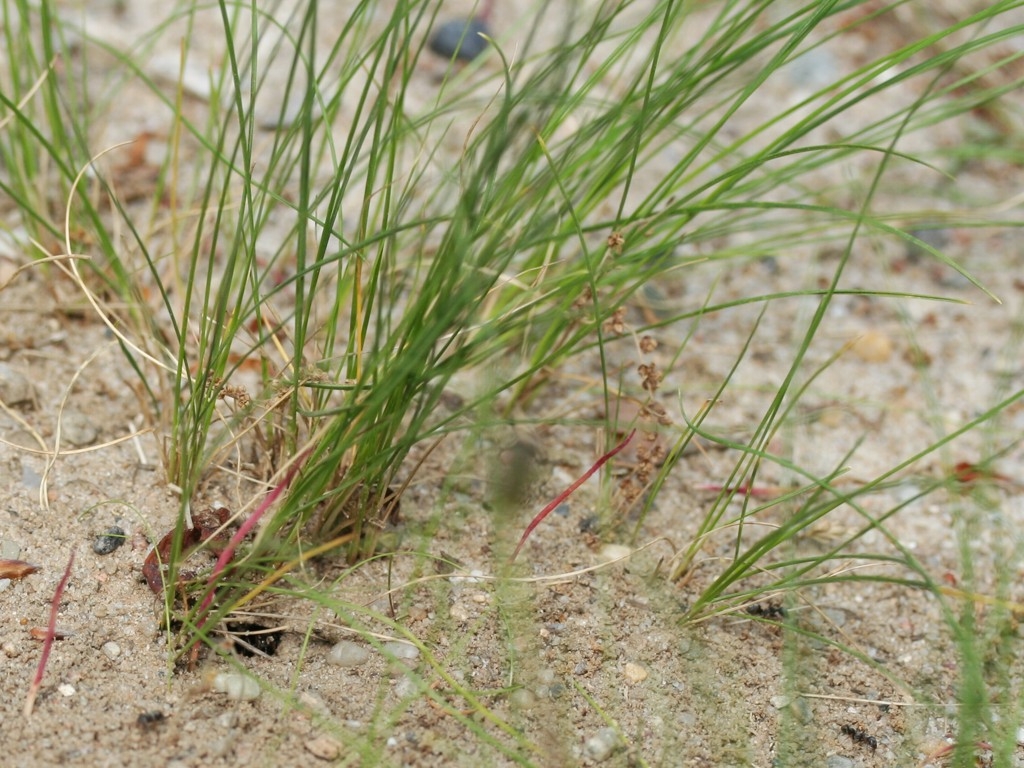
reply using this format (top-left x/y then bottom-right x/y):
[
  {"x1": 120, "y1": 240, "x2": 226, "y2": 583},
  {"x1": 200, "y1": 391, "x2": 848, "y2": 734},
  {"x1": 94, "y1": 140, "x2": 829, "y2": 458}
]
[{"x1": 429, "y1": 18, "x2": 490, "y2": 62}]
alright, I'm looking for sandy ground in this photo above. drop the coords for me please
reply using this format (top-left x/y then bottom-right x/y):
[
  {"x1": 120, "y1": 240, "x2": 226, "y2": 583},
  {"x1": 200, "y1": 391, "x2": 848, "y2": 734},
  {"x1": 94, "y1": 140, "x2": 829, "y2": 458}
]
[{"x1": 2, "y1": 1, "x2": 1024, "y2": 766}]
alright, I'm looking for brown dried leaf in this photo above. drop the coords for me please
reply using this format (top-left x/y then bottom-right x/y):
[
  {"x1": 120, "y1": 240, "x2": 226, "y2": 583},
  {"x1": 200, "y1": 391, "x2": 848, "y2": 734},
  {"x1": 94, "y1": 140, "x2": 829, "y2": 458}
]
[{"x1": 0, "y1": 559, "x2": 40, "y2": 580}]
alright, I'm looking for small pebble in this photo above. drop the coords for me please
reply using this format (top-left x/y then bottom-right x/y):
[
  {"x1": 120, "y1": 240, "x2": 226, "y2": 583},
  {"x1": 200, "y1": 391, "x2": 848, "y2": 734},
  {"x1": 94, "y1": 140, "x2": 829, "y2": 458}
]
[
  {"x1": 851, "y1": 329, "x2": 893, "y2": 363},
  {"x1": 58, "y1": 683, "x2": 76, "y2": 697},
  {"x1": 60, "y1": 410, "x2": 98, "y2": 446},
  {"x1": 1, "y1": 540, "x2": 21, "y2": 559},
  {"x1": 0, "y1": 363, "x2": 35, "y2": 406},
  {"x1": 298, "y1": 690, "x2": 331, "y2": 715},
  {"x1": 206, "y1": 736, "x2": 234, "y2": 759},
  {"x1": 597, "y1": 544, "x2": 632, "y2": 562},
  {"x1": 784, "y1": 47, "x2": 840, "y2": 90},
  {"x1": 623, "y1": 662, "x2": 648, "y2": 684},
  {"x1": 213, "y1": 672, "x2": 260, "y2": 701},
  {"x1": 583, "y1": 727, "x2": 620, "y2": 762},
  {"x1": 21, "y1": 465, "x2": 41, "y2": 490},
  {"x1": 92, "y1": 526, "x2": 127, "y2": 556},
  {"x1": 305, "y1": 735, "x2": 342, "y2": 761},
  {"x1": 906, "y1": 227, "x2": 949, "y2": 260},
  {"x1": 449, "y1": 568, "x2": 484, "y2": 584},
  {"x1": 826, "y1": 756, "x2": 855, "y2": 768},
  {"x1": 677, "y1": 711, "x2": 697, "y2": 726},
  {"x1": 393, "y1": 674, "x2": 418, "y2": 698},
  {"x1": 101, "y1": 641, "x2": 121, "y2": 660},
  {"x1": 382, "y1": 641, "x2": 419, "y2": 661},
  {"x1": 428, "y1": 17, "x2": 490, "y2": 62},
  {"x1": 821, "y1": 607, "x2": 847, "y2": 628},
  {"x1": 328, "y1": 640, "x2": 370, "y2": 667},
  {"x1": 509, "y1": 688, "x2": 536, "y2": 709}
]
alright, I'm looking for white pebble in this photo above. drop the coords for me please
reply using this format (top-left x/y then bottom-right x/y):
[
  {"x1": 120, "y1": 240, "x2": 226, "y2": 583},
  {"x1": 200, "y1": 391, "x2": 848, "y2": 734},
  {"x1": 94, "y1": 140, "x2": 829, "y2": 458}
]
[
  {"x1": 584, "y1": 727, "x2": 619, "y2": 761},
  {"x1": 449, "y1": 569, "x2": 484, "y2": 584},
  {"x1": 0, "y1": 540, "x2": 21, "y2": 559},
  {"x1": 298, "y1": 690, "x2": 331, "y2": 715},
  {"x1": 58, "y1": 683, "x2": 76, "y2": 697},
  {"x1": 327, "y1": 640, "x2": 370, "y2": 667},
  {"x1": 382, "y1": 641, "x2": 419, "y2": 661},
  {"x1": 213, "y1": 672, "x2": 260, "y2": 701},
  {"x1": 597, "y1": 544, "x2": 632, "y2": 562},
  {"x1": 101, "y1": 641, "x2": 121, "y2": 660},
  {"x1": 393, "y1": 674, "x2": 418, "y2": 697},
  {"x1": 623, "y1": 662, "x2": 648, "y2": 684}
]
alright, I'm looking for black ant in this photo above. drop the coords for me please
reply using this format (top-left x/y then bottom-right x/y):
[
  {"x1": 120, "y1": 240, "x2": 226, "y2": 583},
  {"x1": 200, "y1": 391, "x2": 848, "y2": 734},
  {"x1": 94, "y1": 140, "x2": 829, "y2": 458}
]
[
  {"x1": 746, "y1": 602, "x2": 786, "y2": 619},
  {"x1": 841, "y1": 724, "x2": 877, "y2": 752}
]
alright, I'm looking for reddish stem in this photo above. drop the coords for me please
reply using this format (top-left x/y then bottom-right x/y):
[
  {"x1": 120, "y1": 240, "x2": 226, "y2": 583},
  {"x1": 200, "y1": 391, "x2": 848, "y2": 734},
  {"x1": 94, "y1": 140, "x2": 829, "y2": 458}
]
[
  {"x1": 24, "y1": 549, "x2": 75, "y2": 716},
  {"x1": 510, "y1": 430, "x2": 635, "y2": 563},
  {"x1": 194, "y1": 453, "x2": 308, "y2": 627}
]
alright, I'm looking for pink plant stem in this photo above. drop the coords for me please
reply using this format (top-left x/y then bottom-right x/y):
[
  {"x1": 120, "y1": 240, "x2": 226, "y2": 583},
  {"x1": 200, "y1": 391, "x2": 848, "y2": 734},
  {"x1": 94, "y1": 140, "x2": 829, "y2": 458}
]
[
  {"x1": 510, "y1": 430, "x2": 635, "y2": 563},
  {"x1": 194, "y1": 452, "x2": 308, "y2": 627},
  {"x1": 24, "y1": 549, "x2": 76, "y2": 717}
]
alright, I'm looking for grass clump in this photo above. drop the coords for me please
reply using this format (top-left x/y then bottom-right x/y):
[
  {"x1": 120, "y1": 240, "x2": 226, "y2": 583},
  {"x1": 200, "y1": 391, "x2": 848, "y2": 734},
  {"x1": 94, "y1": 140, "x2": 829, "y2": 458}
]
[{"x1": 2, "y1": 0, "x2": 1024, "y2": 764}]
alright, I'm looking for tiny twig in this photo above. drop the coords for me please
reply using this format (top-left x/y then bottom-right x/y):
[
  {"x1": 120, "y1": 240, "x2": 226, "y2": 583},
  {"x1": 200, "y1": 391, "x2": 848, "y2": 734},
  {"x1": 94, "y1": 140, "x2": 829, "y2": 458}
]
[
  {"x1": 510, "y1": 430, "x2": 635, "y2": 563},
  {"x1": 24, "y1": 549, "x2": 75, "y2": 717}
]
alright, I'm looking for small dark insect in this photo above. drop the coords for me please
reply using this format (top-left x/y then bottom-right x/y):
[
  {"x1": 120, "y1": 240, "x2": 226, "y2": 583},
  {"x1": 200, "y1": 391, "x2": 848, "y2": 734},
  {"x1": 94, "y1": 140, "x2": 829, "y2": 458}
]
[
  {"x1": 746, "y1": 602, "x2": 786, "y2": 619},
  {"x1": 137, "y1": 711, "x2": 166, "y2": 730},
  {"x1": 841, "y1": 724, "x2": 877, "y2": 751},
  {"x1": 93, "y1": 526, "x2": 127, "y2": 556}
]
